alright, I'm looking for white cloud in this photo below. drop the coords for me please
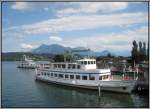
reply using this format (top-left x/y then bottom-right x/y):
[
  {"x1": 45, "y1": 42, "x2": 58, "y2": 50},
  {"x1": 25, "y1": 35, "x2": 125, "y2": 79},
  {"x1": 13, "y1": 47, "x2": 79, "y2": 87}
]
[
  {"x1": 4, "y1": 12, "x2": 147, "y2": 35},
  {"x1": 125, "y1": 26, "x2": 148, "y2": 43},
  {"x1": 21, "y1": 43, "x2": 34, "y2": 49},
  {"x1": 57, "y1": 2, "x2": 128, "y2": 16},
  {"x1": 49, "y1": 36, "x2": 62, "y2": 41},
  {"x1": 49, "y1": 26, "x2": 148, "y2": 54},
  {"x1": 11, "y1": 2, "x2": 31, "y2": 11},
  {"x1": 10, "y1": 2, "x2": 57, "y2": 12}
]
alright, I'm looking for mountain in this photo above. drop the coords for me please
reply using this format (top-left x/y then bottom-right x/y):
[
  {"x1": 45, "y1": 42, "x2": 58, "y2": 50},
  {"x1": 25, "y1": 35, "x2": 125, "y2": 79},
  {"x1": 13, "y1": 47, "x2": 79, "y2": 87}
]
[
  {"x1": 32, "y1": 44, "x2": 71, "y2": 54},
  {"x1": 2, "y1": 52, "x2": 53, "y2": 61},
  {"x1": 97, "y1": 50, "x2": 110, "y2": 56},
  {"x1": 31, "y1": 44, "x2": 114, "y2": 56}
]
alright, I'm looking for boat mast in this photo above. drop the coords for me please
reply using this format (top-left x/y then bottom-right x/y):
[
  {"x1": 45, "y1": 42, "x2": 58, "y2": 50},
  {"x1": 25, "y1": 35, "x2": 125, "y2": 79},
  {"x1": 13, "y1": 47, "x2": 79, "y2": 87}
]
[{"x1": 23, "y1": 55, "x2": 27, "y2": 61}]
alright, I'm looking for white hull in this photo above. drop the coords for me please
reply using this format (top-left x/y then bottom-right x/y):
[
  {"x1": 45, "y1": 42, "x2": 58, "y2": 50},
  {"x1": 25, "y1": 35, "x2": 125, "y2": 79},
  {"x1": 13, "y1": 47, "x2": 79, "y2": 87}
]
[
  {"x1": 17, "y1": 66, "x2": 36, "y2": 69},
  {"x1": 35, "y1": 75, "x2": 136, "y2": 93},
  {"x1": 17, "y1": 62, "x2": 37, "y2": 69}
]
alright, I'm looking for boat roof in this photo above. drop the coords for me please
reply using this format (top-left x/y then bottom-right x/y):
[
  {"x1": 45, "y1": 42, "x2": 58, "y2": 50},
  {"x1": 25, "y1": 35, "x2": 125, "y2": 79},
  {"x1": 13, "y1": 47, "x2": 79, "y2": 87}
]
[
  {"x1": 51, "y1": 62, "x2": 77, "y2": 64},
  {"x1": 36, "y1": 61, "x2": 50, "y2": 64},
  {"x1": 77, "y1": 58, "x2": 96, "y2": 61}
]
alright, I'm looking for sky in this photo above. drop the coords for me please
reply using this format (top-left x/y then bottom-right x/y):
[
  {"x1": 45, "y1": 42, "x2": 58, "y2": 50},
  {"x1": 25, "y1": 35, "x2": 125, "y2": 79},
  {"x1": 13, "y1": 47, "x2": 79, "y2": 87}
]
[{"x1": 2, "y1": 2, "x2": 148, "y2": 56}]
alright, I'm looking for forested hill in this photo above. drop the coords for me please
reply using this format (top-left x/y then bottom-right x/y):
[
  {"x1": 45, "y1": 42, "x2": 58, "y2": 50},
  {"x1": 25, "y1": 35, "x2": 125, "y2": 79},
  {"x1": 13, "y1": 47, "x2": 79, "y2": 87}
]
[{"x1": 2, "y1": 52, "x2": 54, "y2": 61}]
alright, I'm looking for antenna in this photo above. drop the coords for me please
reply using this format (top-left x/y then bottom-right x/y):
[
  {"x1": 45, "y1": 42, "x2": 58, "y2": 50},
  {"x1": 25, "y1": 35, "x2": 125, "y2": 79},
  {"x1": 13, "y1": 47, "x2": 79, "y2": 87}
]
[{"x1": 64, "y1": 49, "x2": 68, "y2": 62}]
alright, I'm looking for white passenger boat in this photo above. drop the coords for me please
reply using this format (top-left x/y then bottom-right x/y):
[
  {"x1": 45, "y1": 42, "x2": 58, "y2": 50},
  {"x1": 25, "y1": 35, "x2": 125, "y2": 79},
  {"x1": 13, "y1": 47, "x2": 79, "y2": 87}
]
[
  {"x1": 17, "y1": 55, "x2": 51, "y2": 69},
  {"x1": 17, "y1": 55, "x2": 37, "y2": 69},
  {"x1": 35, "y1": 57, "x2": 136, "y2": 93}
]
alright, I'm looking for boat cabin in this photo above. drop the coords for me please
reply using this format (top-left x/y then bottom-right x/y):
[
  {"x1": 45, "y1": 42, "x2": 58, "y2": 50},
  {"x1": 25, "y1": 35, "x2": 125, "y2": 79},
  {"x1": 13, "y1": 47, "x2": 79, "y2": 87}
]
[
  {"x1": 49, "y1": 58, "x2": 96, "y2": 70},
  {"x1": 36, "y1": 58, "x2": 111, "y2": 81},
  {"x1": 77, "y1": 58, "x2": 96, "y2": 70}
]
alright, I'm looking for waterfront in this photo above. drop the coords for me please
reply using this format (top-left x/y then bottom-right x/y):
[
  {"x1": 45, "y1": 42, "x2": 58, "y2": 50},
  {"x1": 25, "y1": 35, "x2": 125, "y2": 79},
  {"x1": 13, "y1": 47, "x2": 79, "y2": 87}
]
[{"x1": 2, "y1": 62, "x2": 149, "y2": 107}]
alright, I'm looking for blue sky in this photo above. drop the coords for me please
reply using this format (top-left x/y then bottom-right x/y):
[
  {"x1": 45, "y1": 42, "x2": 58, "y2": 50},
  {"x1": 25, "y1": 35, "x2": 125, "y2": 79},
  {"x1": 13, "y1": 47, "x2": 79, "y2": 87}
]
[{"x1": 2, "y1": 2, "x2": 148, "y2": 56}]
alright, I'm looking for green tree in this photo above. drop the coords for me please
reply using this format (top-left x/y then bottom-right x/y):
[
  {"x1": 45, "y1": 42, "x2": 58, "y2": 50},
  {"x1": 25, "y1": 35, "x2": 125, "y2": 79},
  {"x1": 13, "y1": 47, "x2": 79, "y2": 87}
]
[
  {"x1": 139, "y1": 41, "x2": 142, "y2": 61},
  {"x1": 143, "y1": 42, "x2": 146, "y2": 61},
  {"x1": 66, "y1": 55, "x2": 72, "y2": 62},
  {"x1": 64, "y1": 50, "x2": 73, "y2": 62},
  {"x1": 53, "y1": 54, "x2": 64, "y2": 62},
  {"x1": 131, "y1": 40, "x2": 138, "y2": 66},
  {"x1": 53, "y1": 54, "x2": 73, "y2": 62},
  {"x1": 147, "y1": 42, "x2": 149, "y2": 60}
]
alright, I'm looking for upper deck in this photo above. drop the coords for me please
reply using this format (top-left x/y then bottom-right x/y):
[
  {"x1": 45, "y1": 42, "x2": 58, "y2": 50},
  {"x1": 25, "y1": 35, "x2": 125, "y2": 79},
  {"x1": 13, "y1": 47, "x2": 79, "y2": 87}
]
[
  {"x1": 77, "y1": 58, "x2": 96, "y2": 70},
  {"x1": 46, "y1": 58, "x2": 104, "y2": 72}
]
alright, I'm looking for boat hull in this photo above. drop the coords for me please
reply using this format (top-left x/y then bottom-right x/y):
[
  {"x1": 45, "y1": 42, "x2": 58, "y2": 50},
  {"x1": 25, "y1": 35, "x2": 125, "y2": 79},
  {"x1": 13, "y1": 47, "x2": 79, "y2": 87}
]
[
  {"x1": 17, "y1": 66, "x2": 35, "y2": 69},
  {"x1": 35, "y1": 76, "x2": 136, "y2": 93}
]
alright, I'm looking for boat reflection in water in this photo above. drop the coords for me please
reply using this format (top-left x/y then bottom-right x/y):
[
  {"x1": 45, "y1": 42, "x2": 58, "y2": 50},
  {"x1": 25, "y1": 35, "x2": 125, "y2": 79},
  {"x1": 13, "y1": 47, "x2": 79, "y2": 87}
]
[{"x1": 35, "y1": 80, "x2": 134, "y2": 107}]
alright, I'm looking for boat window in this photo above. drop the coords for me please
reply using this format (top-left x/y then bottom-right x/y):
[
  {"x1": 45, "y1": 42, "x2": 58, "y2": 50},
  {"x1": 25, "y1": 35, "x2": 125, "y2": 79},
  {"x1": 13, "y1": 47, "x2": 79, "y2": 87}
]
[
  {"x1": 37, "y1": 73, "x2": 40, "y2": 76},
  {"x1": 94, "y1": 61, "x2": 96, "y2": 64},
  {"x1": 54, "y1": 64, "x2": 57, "y2": 68},
  {"x1": 68, "y1": 64, "x2": 71, "y2": 69},
  {"x1": 70, "y1": 75, "x2": 74, "y2": 79},
  {"x1": 62, "y1": 64, "x2": 66, "y2": 68},
  {"x1": 72, "y1": 64, "x2": 76, "y2": 69},
  {"x1": 51, "y1": 73, "x2": 53, "y2": 77},
  {"x1": 54, "y1": 73, "x2": 57, "y2": 77},
  {"x1": 99, "y1": 76, "x2": 102, "y2": 80},
  {"x1": 58, "y1": 74, "x2": 63, "y2": 78},
  {"x1": 106, "y1": 75, "x2": 109, "y2": 79},
  {"x1": 77, "y1": 65, "x2": 80, "y2": 69},
  {"x1": 58, "y1": 64, "x2": 61, "y2": 68},
  {"x1": 47, "y1": 73, "x2": 50, "y2": 76},
  {"x1": 88, "y1": 61, "x2": 90, "y2": 64},
  {"x1": 89, "y1": 75, "x2": 95, "y2": 80},
  {"x1": 84, "y1": 61, "x2": 87, "y2": 65},
  {"x1": 82, "y1": 76, "x2": 87, "y2": 80},
  {"x1": 65, "y1": 74, "x2": 69, "y2": 78},
  {"x1": 81, "y1": 61, "x2": 84, "y2": 65},
  {"x1": 91, "y1": 61, "x2": 93, "y2": 64},
  {"x1": 103, "y1": 75, "x2": 109, "y2": 80},
  {"x1": 76, "y1": 75, "x2": 80, "y2": 80}
]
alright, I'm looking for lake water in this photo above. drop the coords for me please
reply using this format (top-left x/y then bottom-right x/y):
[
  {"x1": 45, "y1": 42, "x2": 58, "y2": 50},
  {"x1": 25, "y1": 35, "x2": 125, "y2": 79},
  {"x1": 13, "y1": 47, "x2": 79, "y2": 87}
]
[{"x1": 2, "y1": 62, "x2": 149, "y2": 108}]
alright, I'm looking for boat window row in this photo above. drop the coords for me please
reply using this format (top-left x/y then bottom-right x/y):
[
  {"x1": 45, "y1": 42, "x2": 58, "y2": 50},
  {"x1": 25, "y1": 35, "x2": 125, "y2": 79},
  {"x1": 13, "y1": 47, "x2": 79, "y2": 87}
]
[
  {"x1": 39, "y1": 64, "x2": 50, "y2": 66},
  {"x1": 53, "y1": 64, "x2": 80, "y2": 69},
  {"x1": 80, "y1": 61, "x2": 96, "y2": 65},
  {"x1": 38, "y1": 72, "x2": 109, "y2": 80},
  {"x1": 21, "y1": 63, "x2": 35, "y2": 66},
  {"x1": 99, "y1": 75, "x2": 109, "y2": 80}
]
